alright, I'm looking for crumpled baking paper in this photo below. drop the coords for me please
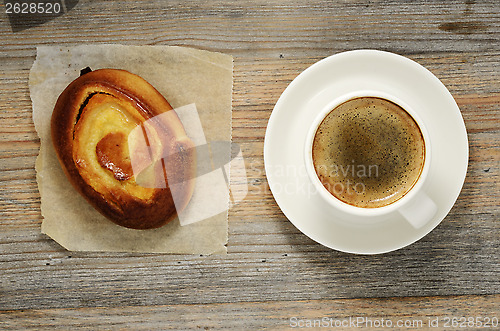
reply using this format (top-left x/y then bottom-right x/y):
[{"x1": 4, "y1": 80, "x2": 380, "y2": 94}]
[{"x1": 30, "y1": 45, "x2": 232, "y2": 254}]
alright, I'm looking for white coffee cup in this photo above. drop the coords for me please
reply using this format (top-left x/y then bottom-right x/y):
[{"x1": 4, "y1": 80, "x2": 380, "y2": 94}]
[{"x1": 304, "y1": 90, "x2": 437, "y2": 228}]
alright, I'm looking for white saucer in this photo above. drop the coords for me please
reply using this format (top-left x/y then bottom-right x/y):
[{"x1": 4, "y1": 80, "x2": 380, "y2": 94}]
[{"x1": 264, "y1": 50, "x2": 468, "y2": 254}]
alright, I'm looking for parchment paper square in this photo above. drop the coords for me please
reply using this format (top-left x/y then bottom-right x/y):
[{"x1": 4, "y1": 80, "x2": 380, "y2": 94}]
[{"x1": 30, "y1": 45, "x2": 232, "y2": 254}]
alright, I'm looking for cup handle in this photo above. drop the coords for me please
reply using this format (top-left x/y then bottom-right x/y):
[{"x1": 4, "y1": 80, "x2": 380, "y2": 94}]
[{"x1": 398, "y1": 192, "x2": 437, "y2": 229}]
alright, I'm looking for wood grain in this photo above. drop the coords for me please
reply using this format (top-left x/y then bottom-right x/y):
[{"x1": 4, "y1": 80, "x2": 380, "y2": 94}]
[
  {"x1": 1, "y1": 294, "x2": 499, "y2": 330},
  {"x1": 0, "y1": 0, "x2": 498, "y2": 328}
]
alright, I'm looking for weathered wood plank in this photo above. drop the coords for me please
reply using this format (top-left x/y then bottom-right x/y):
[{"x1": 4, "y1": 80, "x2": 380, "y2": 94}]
[
  {"x1": 1, "y1": 294, "x2": 499, "y2": 330},
  {"x1": 0, "y1": 0, "x2": 499, "y2": 57}
]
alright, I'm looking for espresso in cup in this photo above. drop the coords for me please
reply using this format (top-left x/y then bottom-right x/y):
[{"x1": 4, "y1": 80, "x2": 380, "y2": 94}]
[{"x1": 312, "y1": 97, "x2": 425, "y2": 208}]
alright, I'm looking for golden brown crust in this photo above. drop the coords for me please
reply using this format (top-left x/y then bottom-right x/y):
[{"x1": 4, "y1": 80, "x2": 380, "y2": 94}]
[{"x1": 51, "y1": 69, "x2": 196, "y2": 229}]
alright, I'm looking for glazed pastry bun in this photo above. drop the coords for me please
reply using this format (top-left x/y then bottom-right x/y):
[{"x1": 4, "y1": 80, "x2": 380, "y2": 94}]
[{"x1": 51, "y1": 68, "x2": 196, "y2": 229}]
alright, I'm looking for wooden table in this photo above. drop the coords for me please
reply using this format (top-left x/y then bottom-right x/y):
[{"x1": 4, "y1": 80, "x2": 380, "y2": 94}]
[{"x1": 1, "y1": 0, "x2": 498, "y2": 329}]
